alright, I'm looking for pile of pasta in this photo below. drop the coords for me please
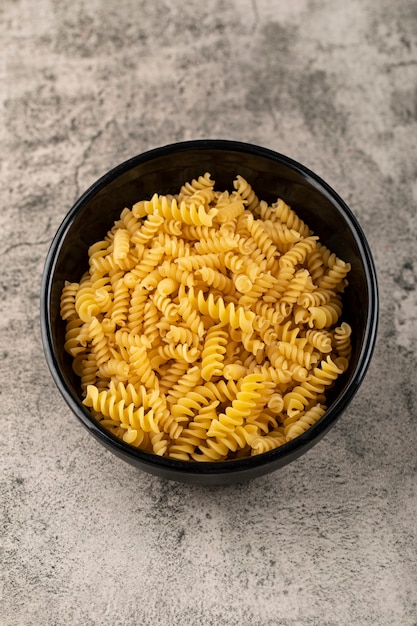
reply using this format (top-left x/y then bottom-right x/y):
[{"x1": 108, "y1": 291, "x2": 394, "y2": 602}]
[{"x1": 60, "y1": 172, "x2": 353, "y2": 461}]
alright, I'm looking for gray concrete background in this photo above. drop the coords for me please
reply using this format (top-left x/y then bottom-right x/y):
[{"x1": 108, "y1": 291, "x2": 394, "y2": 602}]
[{"x1": 1, "y1": 0, "x2": 416, "y2": 624}]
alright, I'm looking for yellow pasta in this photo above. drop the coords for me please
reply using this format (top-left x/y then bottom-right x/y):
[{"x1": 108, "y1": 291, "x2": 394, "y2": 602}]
[{"x1": 60, "y1": 173, "x2": 353, "y2": 460}]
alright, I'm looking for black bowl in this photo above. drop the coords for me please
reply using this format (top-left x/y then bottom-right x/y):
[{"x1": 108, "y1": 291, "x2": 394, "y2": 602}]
[{"x1": 40, "y1": 140, "x2": 378, "y2": 485}]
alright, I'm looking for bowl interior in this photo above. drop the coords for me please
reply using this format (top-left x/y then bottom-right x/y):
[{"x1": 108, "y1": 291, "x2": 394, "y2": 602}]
[{"x1": 42, "y1": 140, "x2": 378, "y2": 483}]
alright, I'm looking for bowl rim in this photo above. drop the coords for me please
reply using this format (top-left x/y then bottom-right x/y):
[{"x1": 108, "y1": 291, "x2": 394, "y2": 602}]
[{"x1": 40, "y1": 139, "x2": 379, "y2": 476}]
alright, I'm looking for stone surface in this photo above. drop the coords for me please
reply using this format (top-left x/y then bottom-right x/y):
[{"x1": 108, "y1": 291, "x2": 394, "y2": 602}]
[{"x1": 1, "y1": 1, "x2": 417, "y2": 624}]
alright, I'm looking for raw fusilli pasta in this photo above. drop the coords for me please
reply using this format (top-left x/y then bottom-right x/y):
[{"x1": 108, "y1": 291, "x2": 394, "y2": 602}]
[{"x1": 60, "y1": 173, "x2": 353, "y2": 460}]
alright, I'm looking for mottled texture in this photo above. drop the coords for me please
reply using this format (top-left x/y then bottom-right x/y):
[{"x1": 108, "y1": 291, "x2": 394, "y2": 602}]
[{"x1": 1, "y1": 0, "x2": 417, "y2": 624}]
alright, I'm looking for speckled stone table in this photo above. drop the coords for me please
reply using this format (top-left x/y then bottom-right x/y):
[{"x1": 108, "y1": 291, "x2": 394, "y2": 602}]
[{"x1": 1, "y1": 1, "x2": 417, "y2": 624}]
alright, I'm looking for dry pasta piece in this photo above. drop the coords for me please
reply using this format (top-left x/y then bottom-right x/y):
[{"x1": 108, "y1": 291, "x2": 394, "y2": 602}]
[
  {"x1": 260, "y1": 197, "x2": 312, "y2": 237},
  {"x1": 131, "y1": 213, "x2": 165, "y2": 245},
  {"x1": 273, "y1": 341, "x2": 319, "y2": 370},
  {"x1": 75, "y1": 281, "x2": 100, "y2": 323},
  {"x1": 307, "y1": 298, "x2": 343, "y2": 329},
  {"x1": 333, "y1": 322, "x2": 352, "y2": 359},
  {"x1": 200, "y1": 324, "x2": 229, "y2": 381},
  {"x1": 215, "y1": 198, "x2": 246, "y2": 224},
  {"x1": 279, "y1": 236, "x2": 319, "y2": 269},
  {"x1": 178, "y1": 172, "x2": 215, "y2": 199},
  {"x1": 206, "y1": 373, "x2": 265, "y2": 437},
  {"x1": 146, "y1": 194, "x2": 218, "y2": 227},
  {"x1": 190, "y1": 288, "x2": 255, "y2": 334},
  {"x1": 194, "y1": 231, "x2": 239, "y2": 255},
  {"x1": 166, "y1": 365, "x2": 203, "y2": 405},
  {"x1": 317, "y1": 258, "x2": 351, "y2": 291},
  {"x1": 251, "y1": 430, "x2": 287, "y2": 455},
  {"x1": 60, "y1": 173, "x2": 353, "y2": 460},
  {"x1": 305, "y1": 329, "x2": 333, "y2": 353},
  {"x1": 284, "y1": 404, "x2": 327, "y2": 440},
  {"x1": 283, "y1": 356, "x2": 344, "y2": 418},
  {"x1": 60, "y1": 281, "x2": 79, "y2": 321},
  {"x1": 242, "y1": 212, "x2": 278, "y2": 267},
  {"x1": 195, "y1": 267, "x2": 235, "y2": 295},
  {"x1": 233, "y1": 175, "x2": 260, "y2": 213},
  {"x1": 113, "y1": 228, "x2": 131, "y2": 262},
  {"x1": 109, "y1": 277, "x2": 130, "y2": 326}
]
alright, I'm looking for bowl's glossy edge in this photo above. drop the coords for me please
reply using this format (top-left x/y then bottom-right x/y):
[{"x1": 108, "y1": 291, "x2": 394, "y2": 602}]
[{"x1": 40, "y1": 139, "x2": 379, "y2": 484}]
